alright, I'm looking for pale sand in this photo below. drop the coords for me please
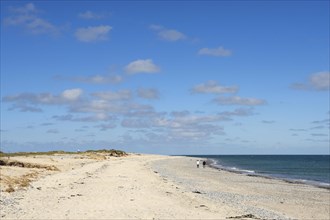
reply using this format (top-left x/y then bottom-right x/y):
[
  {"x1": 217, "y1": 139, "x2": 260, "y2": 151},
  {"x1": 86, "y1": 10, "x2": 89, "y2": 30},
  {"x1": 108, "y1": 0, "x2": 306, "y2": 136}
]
[{"x1": 0, "y1": 153, "x2": 329, "y2": 219}]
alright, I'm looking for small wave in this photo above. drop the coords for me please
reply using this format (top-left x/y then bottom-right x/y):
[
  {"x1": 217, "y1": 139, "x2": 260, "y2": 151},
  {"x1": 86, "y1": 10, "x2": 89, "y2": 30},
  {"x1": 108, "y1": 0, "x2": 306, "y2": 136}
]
[
  {"x1": 241, "y1": 169, "x2": 255, "y2": 174},
  {"x1": 207, "y1": 159, "x2": 219, "y2": 166},
  {"x1": 282, "y1": 178, "x2": 330, "y2": 190},
  {"x1": 208, "y1": 161, "x2": 255, "y2": 174},
  {"x1": 226, "y1": 167, "x2": 256, "y2": 174}
]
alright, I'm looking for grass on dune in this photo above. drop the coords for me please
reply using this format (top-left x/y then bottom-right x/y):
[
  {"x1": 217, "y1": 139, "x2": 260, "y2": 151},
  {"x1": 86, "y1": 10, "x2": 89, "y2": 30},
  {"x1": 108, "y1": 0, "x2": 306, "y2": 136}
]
[{"x1": 0, "y1": 149, "x2": 127, "y2": 158}]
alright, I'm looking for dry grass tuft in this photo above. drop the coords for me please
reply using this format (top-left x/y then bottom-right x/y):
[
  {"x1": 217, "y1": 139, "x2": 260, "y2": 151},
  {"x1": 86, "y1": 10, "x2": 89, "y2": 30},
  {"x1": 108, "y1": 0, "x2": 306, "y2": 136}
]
[
  {"x1": 84, "y1": 153, "x2": 107, "y2": 160},
  {"x1": 2, "y1": 171, "x2": 39, "y2": 193},
  {"x1": 5, "y1": 186, "x2": 15, "y2": 193},
  {"x1": 0, "y1": 159, "x2": 59, "y2": 171}
]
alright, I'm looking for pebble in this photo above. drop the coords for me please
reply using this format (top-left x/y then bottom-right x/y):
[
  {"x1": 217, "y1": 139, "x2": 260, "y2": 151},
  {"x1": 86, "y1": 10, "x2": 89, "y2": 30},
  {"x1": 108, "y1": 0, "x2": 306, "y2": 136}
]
[{"x1": 151, "y1": 158, "x2": 291, "y2": 220}]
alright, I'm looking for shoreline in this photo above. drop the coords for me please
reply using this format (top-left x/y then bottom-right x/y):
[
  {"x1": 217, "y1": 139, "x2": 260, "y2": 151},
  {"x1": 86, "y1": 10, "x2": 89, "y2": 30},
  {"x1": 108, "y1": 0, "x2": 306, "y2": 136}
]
[
  {"x1": 208, "y1": 161, "x2": 330, "y2": 190},
  {"x1": 187, "y1": 155, "x2": 330, "y2": 190},
  {"x1": 1, "y1": 153, "x2": 329, "y2": 219}
]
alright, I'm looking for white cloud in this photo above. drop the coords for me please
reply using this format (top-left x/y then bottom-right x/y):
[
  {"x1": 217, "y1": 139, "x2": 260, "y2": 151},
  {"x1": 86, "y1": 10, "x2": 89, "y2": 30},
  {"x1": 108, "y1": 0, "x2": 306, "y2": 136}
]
[
  {"x1": 78, "y1": 75, "x2": 122, "y2": 84},
  {"x1": 91, "y1": 90, "x2": 132, "y2": 101},
  {"x1": 213, "y1": 96, "x2": 267, "y2": 106},
  {"x1": 70, "y1": 99, "x2": 154, "y2": 115},
  {"x1": 164, "y1": 114, "x2": 225, "y2": 126},
  {"x1": 53, "y1": 113, "x2": 114, "y2": 123},
  {"x1": 169, "y1": 124, "x2": 224, "y2": 140},
  {"x1": 4, "y1": 3, "x2": 59, "y2": 35},
  {"x1": 61, "y1": 88, "x2": 83, "y2": 101},
  {"x1": 3, "y1": 88, "x2": 157, "y2": 120},
  {"x1": 9, "y1": 2, "x2": 36, "y2": 14},
  {"x1": 150, "y1": 113, "x2": 227, "y2": 141},
  {"x1": 3, "y1": 88, "x2": 84, "y2": 111},
  {"x1": 198, "y1": 46, "x2": 232, "y2": 57},
  {"x1": 118, "y1": 108, "x2": 254, "y2": 142},
  {"x1": 125, "y1": 59, "x2": 160, "y2": 74},
  {"x1": 191, "y1": 81, "x2": 238, "y2": 94},
  {"x1": 150, "y1": 24, "x2": 186, "y2": 41},
  {"x1": 219, "y1": 108, "x2": 255, "y2": 117},
  {"x1": 291, "y1": 71, "x2": 330, "y2": 91},
  {"x1": 56, "y1": 74, "x2": 123, "y2": 84},
  {"x1": 78, "y1": 11, "x2": 105, "y2": 19},
  {"x1": 75, "y1": 25, "x2": 112, "y2": 42},
  {"x1": 25, "y1": 18, "x2": 57, "y2": 35},
  {"x1": 149, "y1": 24, "x2": 163, "y2": 31},
  {"x1": 158, "y1": 29, "x2": 186, "y2": 41},
  {"x1": 3, "y1": 85, "x2": 260, "y2": 146},
  {"x1": 137, "y1": 88, "x2": 159, "y2": 100},
  {"x1": 8, "y1": 103, "x2": 43, "y2": 112},
  {"x1": 310, "y1": 72, "x2": 330, "y2": 90},
  {"x1": 124, "y1": 110, "x2": 165, "y2": 118},
  {"x1": 121, "y1": 119, "x2": 151, "y2": 128}
]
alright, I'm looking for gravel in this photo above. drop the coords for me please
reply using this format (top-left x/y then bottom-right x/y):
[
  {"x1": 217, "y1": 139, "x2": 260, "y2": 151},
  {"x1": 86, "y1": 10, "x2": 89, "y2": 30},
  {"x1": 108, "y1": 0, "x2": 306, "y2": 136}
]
[{"x1": 151, "y1": 157, "x2": 291, "y2": 220}]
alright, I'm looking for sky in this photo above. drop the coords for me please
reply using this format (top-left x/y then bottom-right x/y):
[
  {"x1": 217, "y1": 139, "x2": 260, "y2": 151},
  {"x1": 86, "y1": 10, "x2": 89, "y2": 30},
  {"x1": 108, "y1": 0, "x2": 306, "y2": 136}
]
[{"x1": 0, "y1": 1, "x2": 329, "y2": 155}]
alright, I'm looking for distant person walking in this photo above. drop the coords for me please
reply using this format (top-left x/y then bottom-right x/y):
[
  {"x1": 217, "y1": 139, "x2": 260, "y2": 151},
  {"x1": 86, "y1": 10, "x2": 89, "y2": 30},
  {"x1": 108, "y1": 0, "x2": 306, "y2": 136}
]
[
  {"x1": 196, "y1": 160, "x2": 200, "y2": 168},
  {"x1": 203, "y1": 160, "x2": 206, "y2": 168}
]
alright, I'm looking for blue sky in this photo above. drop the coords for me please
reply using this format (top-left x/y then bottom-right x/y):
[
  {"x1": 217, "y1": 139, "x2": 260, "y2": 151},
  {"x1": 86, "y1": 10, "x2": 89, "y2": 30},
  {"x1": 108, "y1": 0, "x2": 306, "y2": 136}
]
[{"x1": 1, "y1": 1, "x2": 329, "y2": 155}]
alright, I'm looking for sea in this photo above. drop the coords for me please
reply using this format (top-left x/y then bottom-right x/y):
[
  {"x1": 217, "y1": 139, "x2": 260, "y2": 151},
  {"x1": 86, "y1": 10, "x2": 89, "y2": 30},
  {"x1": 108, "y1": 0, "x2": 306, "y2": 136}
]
[{"x1": 188, "y1": 155, "x2": 330, "y2": 189}]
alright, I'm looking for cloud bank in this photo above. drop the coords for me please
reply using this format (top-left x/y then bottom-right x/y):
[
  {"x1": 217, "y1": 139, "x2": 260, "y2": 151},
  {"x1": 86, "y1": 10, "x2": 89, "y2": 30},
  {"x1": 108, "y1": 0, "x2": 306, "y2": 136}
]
[
  {"x1": 213, "y1": 96, "x2": 267, "y2": 106},
  {"x1": 137, "y1": 88, "x2": 160, "y2": 100},
  {"x1": 4, "y1": 3, "x2": 59, "y2": 35},
  {"x1": 75, "y1": 25, "x2": 112, "y2": 42},
  {"x1": 191, "y1": 81, "x2": 238, "y2": 94}
]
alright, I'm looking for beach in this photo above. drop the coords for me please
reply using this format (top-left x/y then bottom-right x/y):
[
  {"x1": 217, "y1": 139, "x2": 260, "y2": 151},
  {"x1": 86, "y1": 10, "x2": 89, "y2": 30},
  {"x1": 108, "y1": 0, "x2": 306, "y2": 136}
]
[{"x1": 1, "y1": 153, "x2": 329, "y2": 219}]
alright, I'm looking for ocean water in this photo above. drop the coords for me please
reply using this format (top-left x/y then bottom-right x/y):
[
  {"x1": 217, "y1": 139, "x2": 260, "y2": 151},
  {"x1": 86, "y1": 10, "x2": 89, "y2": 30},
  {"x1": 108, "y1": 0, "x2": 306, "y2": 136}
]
[{"x1": 189, "y1": 155, "x2": 330, "y2": 188}]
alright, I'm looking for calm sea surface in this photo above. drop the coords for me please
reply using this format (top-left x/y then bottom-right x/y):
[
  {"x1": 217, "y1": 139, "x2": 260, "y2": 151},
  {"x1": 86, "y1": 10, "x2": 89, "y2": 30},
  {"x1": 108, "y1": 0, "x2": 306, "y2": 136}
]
[{"x1": 188, "y1": 155, "x2": 330, "y2": 188}]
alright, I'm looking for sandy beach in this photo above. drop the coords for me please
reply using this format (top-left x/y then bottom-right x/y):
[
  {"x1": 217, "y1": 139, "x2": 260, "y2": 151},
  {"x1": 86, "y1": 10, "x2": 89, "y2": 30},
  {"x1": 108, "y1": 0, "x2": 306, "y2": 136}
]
[{"x1": 1, "y1": 153, "x2": 329, "y2": 219}]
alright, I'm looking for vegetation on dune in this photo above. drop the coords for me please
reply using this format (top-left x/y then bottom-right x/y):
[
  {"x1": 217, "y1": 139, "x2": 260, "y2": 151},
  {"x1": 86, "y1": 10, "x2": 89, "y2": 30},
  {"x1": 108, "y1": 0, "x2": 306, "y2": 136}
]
[
  {"x1": 2, "y1": 171, "x2": 39, "y2": 193},
  {"x1": 0, "y1": 149, "x2": 127, "y2": 158},
  {"x1": 85, "y1": 149, "x2": 127, "y2": 157},
  {"x1": 0, "y1": 160, "x2": 59, "y2": 171},
  {"x1": 0, "y1": 159, "x2": 60, "y2": 193},
  {"x1": 0, "y1": 150, "x2": 73, "y2": 157}
]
